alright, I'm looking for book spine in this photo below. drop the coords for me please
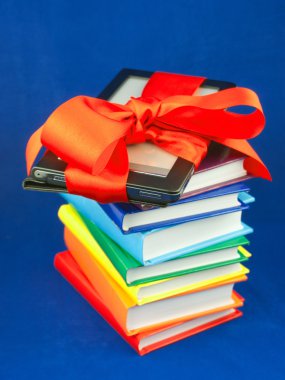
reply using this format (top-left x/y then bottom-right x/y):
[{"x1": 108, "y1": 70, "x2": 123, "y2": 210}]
[
  {"x1": 63, "y1": 230, "x2": 134, "y2": 331},
  {"x1": 91, "y1": 226, "x2": 130, "y2": 282},
  {"x1": 54, "y1": 251, "x2": 140, "y2": 354},
  {"x1": 61, "y1": 193, "x2": 145, "y2": 264},
  {"x1": 100, "y1": 203, "x2": 124, "y2": 230}
]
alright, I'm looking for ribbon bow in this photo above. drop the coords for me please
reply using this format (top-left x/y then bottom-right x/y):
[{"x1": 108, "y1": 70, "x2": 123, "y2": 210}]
[{"x1": 26, "y1": 72, "x2": 271, "y2": 203}]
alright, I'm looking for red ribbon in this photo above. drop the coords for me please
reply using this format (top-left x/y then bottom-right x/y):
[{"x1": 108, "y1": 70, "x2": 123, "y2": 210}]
[{"x1": 26, "y1": 72, "x2": 271, "y2": 203}]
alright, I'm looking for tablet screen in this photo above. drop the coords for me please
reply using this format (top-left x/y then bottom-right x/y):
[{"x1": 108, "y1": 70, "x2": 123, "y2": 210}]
[{"x1": 127, "y1": 143, "x2": 177, "y2": 177}]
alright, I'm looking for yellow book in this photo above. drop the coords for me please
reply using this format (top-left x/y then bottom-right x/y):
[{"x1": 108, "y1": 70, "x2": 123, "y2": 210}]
[{"x1": 58, "y1": 204, "x2": 249, "y2": 306}]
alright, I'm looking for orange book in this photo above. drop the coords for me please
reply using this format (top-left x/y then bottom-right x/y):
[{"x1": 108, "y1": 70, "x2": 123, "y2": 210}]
[
  {"x1": 54, "y1": 250, "x2": 243, "y2": 355},
  {"x1": 64, "y1": 227, "x2": 246, "y2": 335}
]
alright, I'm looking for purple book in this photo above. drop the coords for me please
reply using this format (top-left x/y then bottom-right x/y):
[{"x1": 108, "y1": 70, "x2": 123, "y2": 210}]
[{"x1": 181, "y1": 142, "x2": 250, "y2": 199}]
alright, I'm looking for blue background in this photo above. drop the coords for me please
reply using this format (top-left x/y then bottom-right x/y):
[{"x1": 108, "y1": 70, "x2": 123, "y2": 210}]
[{"x1": 0, "y1": 1, "x2": 284, "y2": 379}]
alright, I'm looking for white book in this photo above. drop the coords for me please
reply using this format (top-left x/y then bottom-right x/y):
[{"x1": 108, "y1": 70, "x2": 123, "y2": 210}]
[{"x1": 128, "y1": 283, "x2": 235, "y2": 330}]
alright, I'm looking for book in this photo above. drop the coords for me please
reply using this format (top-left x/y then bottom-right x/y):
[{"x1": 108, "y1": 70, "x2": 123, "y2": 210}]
[
  {"x1": 99, "y1": 69, "x2": 251, "y2": 198},
  {"x1": 54, "y1": 250, "x2": 243, "y2": 355},
  {"x1": 100, "y1": 183, "x2": 254, "y2": 233},
  {"x1": 54, "y1": 243, "x2": 245, "y2": 335},
  {"x1": 59, "y1": 203, "x2": 246, "y2": 305},
  {"x1": 60, "y1": 194, "x2": 253, "y2": 265},
  {"x1": 181, "y1": 142, "x2": 247, "y2": 198},
  {"x1": 60, "y1": 203, "x2": 251, "y2": 286},
  {"x1": 62, "y1": 215, "x2": 249, "y2": 306}
]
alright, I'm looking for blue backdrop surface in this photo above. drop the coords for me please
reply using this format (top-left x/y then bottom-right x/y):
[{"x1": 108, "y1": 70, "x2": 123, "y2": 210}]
[{"x1": 0, "y1": 1, "x2": 284, "y2": 379}]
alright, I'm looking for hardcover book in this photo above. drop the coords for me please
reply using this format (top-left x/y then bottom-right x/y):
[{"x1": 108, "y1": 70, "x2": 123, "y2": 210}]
[
  {"x1": 55, "y1": 240, "x2": 245, "y2": 335},
  {"x1": 100, "y1": 183, "x2": 254, "y2": 233},
  {"x1": 55, "y1": 250, "x2": 243, "y2": 355}
]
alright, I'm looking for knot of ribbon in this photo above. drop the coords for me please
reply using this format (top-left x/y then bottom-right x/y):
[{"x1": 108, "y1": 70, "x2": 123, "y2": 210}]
[
  {"x1": 26, "y1": 72, "x2": 271, "y2": 203},
  {"x1": 125, "y1": 96, "x2": 162, "y2": 144}
]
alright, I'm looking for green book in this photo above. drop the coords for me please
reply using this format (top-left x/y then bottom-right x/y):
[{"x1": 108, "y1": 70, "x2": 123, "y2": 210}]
[{"x1": 81, "y1": 213, "x2": 251, "y2": 286}]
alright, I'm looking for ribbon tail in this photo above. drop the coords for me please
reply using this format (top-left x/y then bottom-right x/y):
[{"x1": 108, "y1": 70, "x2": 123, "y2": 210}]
[
  {"x1": 213, "y1": 137, "x2": 272, "y2": 181},
  {"x1": 26, "y1": 126, "x2": 44, "y2": 175},
  {"x1": 65, "y1": 138, "x2": 129, "y2": 203}
]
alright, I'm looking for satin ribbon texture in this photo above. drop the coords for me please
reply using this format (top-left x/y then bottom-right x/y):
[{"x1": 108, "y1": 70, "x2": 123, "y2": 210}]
[{"x1": 26, "y1": 72, "x2": 271, "y2": 203}]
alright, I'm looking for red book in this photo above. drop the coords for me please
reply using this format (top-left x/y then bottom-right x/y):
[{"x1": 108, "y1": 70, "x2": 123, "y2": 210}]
[{"x1": 54, "y1": 250, "x2": 243, "y2": 355}]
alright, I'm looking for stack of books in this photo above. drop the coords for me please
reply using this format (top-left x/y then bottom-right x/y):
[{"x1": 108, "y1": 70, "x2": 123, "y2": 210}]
[{"x1": 53, "y1": 70, "x2": 257, "y2": 355}]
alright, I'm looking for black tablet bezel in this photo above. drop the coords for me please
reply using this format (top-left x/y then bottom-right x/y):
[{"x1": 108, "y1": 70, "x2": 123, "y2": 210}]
[
  {"x1": 127, "y1": 157, "x2": 194, "y2": 194},
  {"x1": 98, "y1": 68, "x2": 235, "y2": 101}
]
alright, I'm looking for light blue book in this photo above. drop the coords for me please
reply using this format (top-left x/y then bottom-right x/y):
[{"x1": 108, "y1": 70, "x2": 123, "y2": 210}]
[{"x1": 61, "y1": 193, "x2": 253, "y2": 266}]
